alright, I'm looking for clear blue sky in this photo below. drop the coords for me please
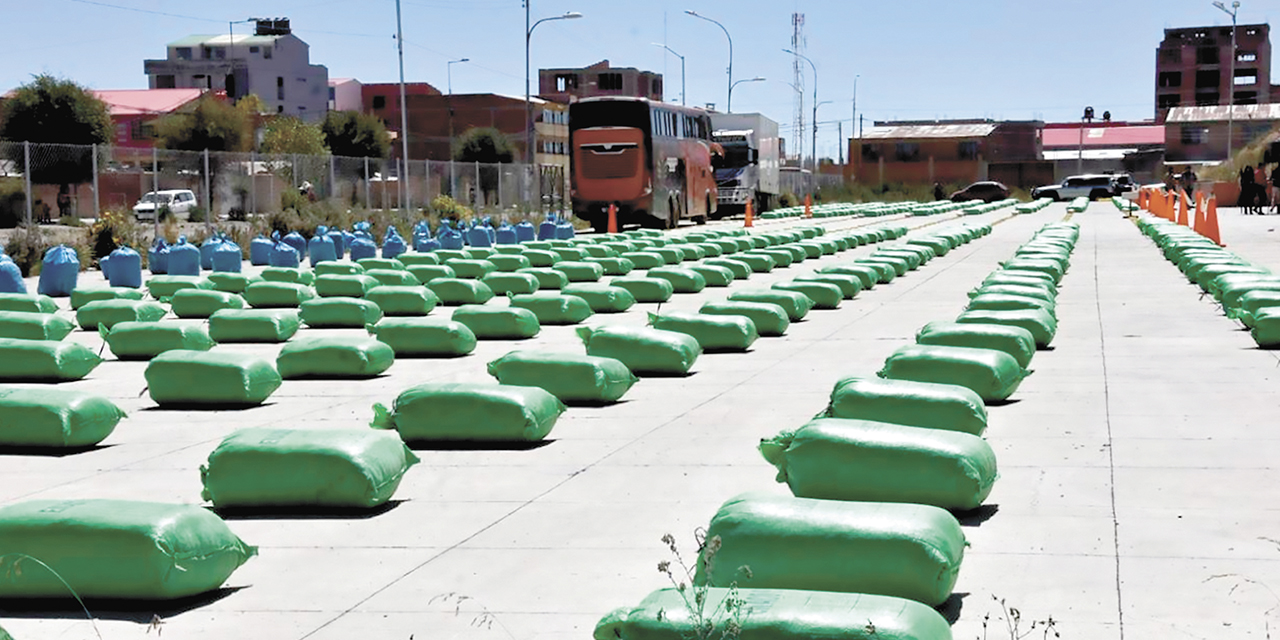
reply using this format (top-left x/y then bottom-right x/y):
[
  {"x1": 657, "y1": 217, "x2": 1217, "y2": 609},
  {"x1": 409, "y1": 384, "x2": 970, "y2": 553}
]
[{"x1": 2, "y1": 0, "x2": 1276, "y2": 160}]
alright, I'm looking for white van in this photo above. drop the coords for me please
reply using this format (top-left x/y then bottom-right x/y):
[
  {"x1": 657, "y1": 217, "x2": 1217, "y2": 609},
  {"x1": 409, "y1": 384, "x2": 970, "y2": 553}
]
[{"x1": 133, "y1": 189, "x2": 197, "y2": 221}]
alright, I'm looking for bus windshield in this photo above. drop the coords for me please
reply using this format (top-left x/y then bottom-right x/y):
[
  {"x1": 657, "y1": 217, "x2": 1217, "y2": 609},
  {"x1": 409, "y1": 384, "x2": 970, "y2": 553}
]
[{"x1": 570, "y1": 100, "x2": 651, "y2": 134}]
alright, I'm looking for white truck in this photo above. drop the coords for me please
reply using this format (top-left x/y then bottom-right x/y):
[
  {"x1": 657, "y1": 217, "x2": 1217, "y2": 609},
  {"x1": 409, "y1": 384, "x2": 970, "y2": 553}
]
[{"x1": 710, "y1": 113, "x2": 780, "y2": 216}]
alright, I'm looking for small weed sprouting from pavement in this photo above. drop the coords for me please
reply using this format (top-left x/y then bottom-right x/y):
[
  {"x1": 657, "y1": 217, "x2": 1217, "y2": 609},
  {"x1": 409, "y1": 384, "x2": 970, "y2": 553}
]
[
  {"x1": 655, "y1": 531, "x2": 750, "y2": 640},
  {"x1": 980, "y1": 595, "x2": 1059, "y2": 640},
  {"x1": 427, "y1": 592, "x2": 515, "y2": 639}
]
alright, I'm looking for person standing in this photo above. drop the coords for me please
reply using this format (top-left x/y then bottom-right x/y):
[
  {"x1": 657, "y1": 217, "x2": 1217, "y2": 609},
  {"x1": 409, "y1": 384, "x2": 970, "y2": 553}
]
[
  {"x1": 1180, "y1": 166, "x2": 1197, "y2": 199},
  {"x1": 1271, "y1": 163, "x2": 1280, "y2": 215},
  {"x1": 1241, "y1": 165, "x2": 1256, "y2": 214}
]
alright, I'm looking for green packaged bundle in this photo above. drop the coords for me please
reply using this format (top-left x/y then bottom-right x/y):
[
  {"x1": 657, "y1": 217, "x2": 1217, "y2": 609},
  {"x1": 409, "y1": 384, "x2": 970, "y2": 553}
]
[
  {"x1": 966, "y1": 293, "x2": 1055, "y2": 317},
  {"x1": 794, "y1": 274, "x2": 863, "y2": 299},
  {"x1": 443, "y1": 259, "x2": 496, "y2": 280},
  {"x1": 516, "y1": 267, "x2": 569, "y2": 290},
  {"x1": 752, "y1": 248, "x2": 794, "y2": 267},
  {"x1": 206, "y1": 272, "x2": 255, "y2": 294},
  {"x1": 609, "y1": 276, "x2": 674, "y2": 303},
  {"x1": 364, "y1": 268, "x2": 420, "y2": 287},
  {"x1": 560, "y1": 283, "x2": 636, "y2": 313},
  {"x1": 452, "y1": 304, "x2": 540, "y2": 339},
  {"x1": 645, "y1": 266, "x2": 706, "y2": 293},
  {"x1": 406, "y1": 264, "x2": 456, "y2": 284},
  {"x1": 879, "y1": 344, "x2": 1029, "y2": 403},
  {"x1": 1250, "y1": 308, "x2": 1280, "y2": 348},
  {"x1": 299, "y1": 297, "x2": 384, "y2": 328},
  {"x1": 0, "y1": 499, "x2": 255, "y2": 599},
  {"x1": 169, "y1": 289, "x2": 246, "y2": 319},
  {"x1": 956, "y1": 308, "x2": 1057, "y2": 349},
  {"x1": 701, "y1": 258, "x2": 751, "y2": 280},
  {"x1": 315, "y1": 274, "x2": 380, "y2": 298},
  {"x1": 487, "y1": 350, "x2": 637, "y2": 404},
  {"x1": 522, "y1": 248, "x2": 561, "y2": 267},
  {"x1": 699, "y1": 300, "x2": 790, "y2": 337},
  {"x1": 313, "y1": 260, "x2": 365, "y2": 276},
  {"x1": 817, "y1": 265, "x2": 878, "y2": 290},
  {"x1": 583, "y1": 256, "x2": 634, "y2": 276},
  {"x1": 145, "y1": 275, "x2": 213, "y2": 299},
  {"x1": 101, "y1": 321, "x2": 215, "y2": 360},
  {"x1": 0, "y1": 293, "x2": 58, "y2": 314},
  {"x1": 365, "y1": 285, "x2": 439, "y2": 316},
  {"x1": 368, "y1": 317, "x2": 477, "y2": 357},
  {"x1": 208, "y1": 308, "x2": 300, "y2": 343},
  {"x1": 761, "y1": 418, "x2": 998, "y2": 511},
  {"x1": 649, "y1": 311, "x2": 758, "y2": 352},
  {"x1": 69, "y1": 287, "x2": 143, "y2": 310},
  {"x1": 854, "y1": 261, "x2": 896, "y2": 284},
  {"x1": 594, "y1": 588, "x2": 952, "y2": 640},
  {"x1": 371, "y1": 382, "x2": 565, "y2": 442},
  {"x1": 773, "y1": 281, "x2": 842, "y2": 310},
  {"x1": 260, "y1": 266, "x2": 316, "y2": 285},
  {"x1": 200, "y1": 428, "x2": 419, "y2": 508},
  {"x1": 553, "y1": 261, "x2": 606, "y2": 283},
  {"x1": 146, "y1": 350, "x2": 282, "y2": 407},
  {"x1": 76, "y1": 299, "x2": 166, "y2": 330},
  {"x1": 1228, "y1": 290, "x2": 1280, "y2": 328},
  {"x1": 0, "y1": 310, "x2": 75, "y2": 340},
  {"x1": 1001, "y1": 258, "x2": 1064, "y2": 284},
  {"x1": 482, "y1": 272, "x2": 541, "y2": 296},
  {"x1": 916, "y1": 321, "x2": 1037, "y2": 368},
  {"x1": 488, "y1": 254, "x2": 533, "y2": 272},
  {"x1": 243, "y1": 281, "x2": 316, "y2": 308},
  {"x1": 621, "y1": 251, "x2": 665, "y2": 269},
  {"x1": 577, "y1": 325, "x2": 700, "y2": 376},
  {"x1": 686, "y1": 264, "x2": 734, "y2": 287},
  {"x1": 356, "y1": 257, "x2": 405, "y2": 271},
  {"x1": 509, "y1": 293, "x2": 594, "y2": 325},
  {"x1": 728, "y1": 289, "x2": 812, "y2": 322},
  {"x1": 0, "y1": 387, "x2": 126, "y2": 447},
  {"x1": 969, "y1": 283, "x2": 1056, "y2": 304},
  {"x1": 427, "y1": 278, "x2": 495, "y2": 306},
  {"x1": 695, "y1": 492, "x2": 965, "y2": 606},
  {"x1": 276, "y1": 336, "x2": 395, "y2": 379},
  {"x1": 823, "y1": 376, "x2": 987, "y2": 435},
  {"x1": 0, "y1": 338, "x2": 102, "y2": 381}
]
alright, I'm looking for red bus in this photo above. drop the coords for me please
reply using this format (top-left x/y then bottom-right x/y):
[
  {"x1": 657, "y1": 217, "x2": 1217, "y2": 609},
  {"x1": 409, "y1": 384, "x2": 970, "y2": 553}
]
[{"x1": 570, "y1": 97, "x2": 719, "y2": 231}]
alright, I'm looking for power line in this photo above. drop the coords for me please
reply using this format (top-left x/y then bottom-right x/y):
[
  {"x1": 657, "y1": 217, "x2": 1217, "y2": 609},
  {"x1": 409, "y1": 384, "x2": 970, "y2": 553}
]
[{"x1": 67, "y1": 0, "x2": 223, "y2": 23}]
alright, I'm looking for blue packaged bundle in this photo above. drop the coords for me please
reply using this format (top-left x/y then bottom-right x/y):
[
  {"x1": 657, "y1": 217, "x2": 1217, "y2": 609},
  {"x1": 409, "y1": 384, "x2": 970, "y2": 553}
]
[{"x1": 107, "y1": 245, "x2": 142, "y2": 288}]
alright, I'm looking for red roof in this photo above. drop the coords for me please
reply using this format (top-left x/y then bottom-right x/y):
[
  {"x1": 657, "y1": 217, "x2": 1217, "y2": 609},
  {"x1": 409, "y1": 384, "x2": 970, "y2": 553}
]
[
  {"x1": 1042, "y1": 125, "x2": 1165, "y2": 149},
  {"x1": 92, "y1": 89, "x2": 205, "y2": 117}
]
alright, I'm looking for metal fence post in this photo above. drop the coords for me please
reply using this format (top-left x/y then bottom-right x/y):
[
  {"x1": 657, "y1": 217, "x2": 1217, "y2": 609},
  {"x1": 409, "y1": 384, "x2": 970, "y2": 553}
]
[
  {"x1": 250, "y1": 151, "x2": 257, "y2": 216},
  {"x1": 329, "y1": 155, "x2": 336, "y2": 201},
  {"x1": 405, "y1": 159, "x2": 413, "y2": 214},
  {"x1": 22, "y1": 141, "x2": 32, "y2": 225},
  {"x1": 474, "y1": 162, "x2": 481, "y2": 212},
  {"x1": 91, "y1": 143, "x2": 100, "y2": 220},
  {"x1": 203, "y1": 149, "x2": 212, "y2": 233},
  {"x1": 364, "y1": 157, "x2": 371, "y2": 210}
]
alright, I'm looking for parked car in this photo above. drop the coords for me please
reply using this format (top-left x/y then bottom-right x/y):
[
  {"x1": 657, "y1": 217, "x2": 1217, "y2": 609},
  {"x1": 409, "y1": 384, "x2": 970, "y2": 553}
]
[
  {"x1": 133, "y1": 189, "x2": 197, "y2": 221},
  {"x1": 949, "y1": 181, "x2": 1010, "y2": 203},
  {"x1": 1110, "y1": 173, "x2": 1138, "y2": 198},
  {"x1": 1030, "y1": 175, "x2": 1115, "y2": 201}
]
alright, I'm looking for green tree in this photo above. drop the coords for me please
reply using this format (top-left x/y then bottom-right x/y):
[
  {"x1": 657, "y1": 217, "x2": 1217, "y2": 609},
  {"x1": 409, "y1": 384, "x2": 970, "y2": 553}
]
[
  {"x1": 453, "y1": 127, "x2": 516, "y2": 203},
  {"x1": 153, "y1": 94, "x2": 252, "y2": 152},
  {"x1": 322, "y1": 110, "x2": 391, "y2": 159},
  {"x1": 260, "y1": 116, "x2": 328, "y2": 155},
  {"x1": 0, "y1": 74, "x2": 112, "y2": 187}
]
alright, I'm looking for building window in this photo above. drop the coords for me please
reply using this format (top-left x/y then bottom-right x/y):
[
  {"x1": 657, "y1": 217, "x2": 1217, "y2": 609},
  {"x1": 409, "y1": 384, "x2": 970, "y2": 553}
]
[
  {"x1": 1243, "y1": 122, "x2": 1271, "y2": 140},
  {"x1": 861, "y1": 145, "x2": 880, "y2": 161},
  {"x1": 263, "y1": 46, "x2": 273, "y2": 59},
  {"x1": 130, "y1": 119, "x2": 145, "y2": 141},
  {"x1": 1157, "y1": 94, "x2": 1181, "y2": 110},
  {"x1": 372, "y1": 95, "x2": 386, "y2": 109},
  {"x1": 1194, "y1": 92, "x2": 1220, "y2": 106},
  {"x1": 554, "y1": 74, "x2": 579, "y2": 92},
  {"x1": 895, "y1": 142, "x2": 920, "y2": 162},
  {"x1": 1237, "y1": 51, "x2": 1257, "y2": 62},
  {"x1": 1234, "y1": 91, "x2": 1258, "y2": 105},
  {"x1": 1158, "y1": 71, "x2": 1182, "y2": 88},
  {"x1": 958, "y1": 141, "x2": 979, "y2": 160},
  {"x1": 1195, "y1": 47, "x2": 1219, "y2": 64},
  {"x1": 250, "y1": 46, "x2": 260, "y2": 54},
  {"x1": 598, "y1": 73, "x2": 623, "y2": 91},
  {"x1": 155, "y1": 75, "x2": 176, "y2": 89},
  {"x1": 175, "y1": 47, "x2": 192, "y2": 60},
  {"x1": 1158, "y1": 48, "x2": 1181, "y2": 63},
  {"x1": 277, "y1": 77, "x2": 285, "y2": 100},
  {"x1": 652, "y1": 78, "x2": 662, "y2": 96},
  {"x1": 202, "y1": 46, "x2": 212, "y2": 59},
  {"x1": 214, "y1": 47, "x2": 226, "y2": 60},
  {"x1": 1181, "y1": 126, "x2": 1209, "y2": 145},
  {"x1": 1234, "y1": 70, "x2": 1257, "y2": 86},
  {"x1": 1195, "y1": 69, "x2": 1219, "y2": 88}
]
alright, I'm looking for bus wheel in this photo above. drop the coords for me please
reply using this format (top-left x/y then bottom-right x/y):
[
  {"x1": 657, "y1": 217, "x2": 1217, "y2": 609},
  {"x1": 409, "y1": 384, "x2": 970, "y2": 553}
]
[{"x1": 695, "y1": 195, "x2": 711, "y2": 225}]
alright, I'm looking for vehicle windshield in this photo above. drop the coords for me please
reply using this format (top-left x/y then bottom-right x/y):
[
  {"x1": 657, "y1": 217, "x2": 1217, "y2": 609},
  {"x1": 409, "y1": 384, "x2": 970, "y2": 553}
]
[
  {"x1": 140, "y1": 193, "x2": 174, "y2": 204},
  {"x1": 714, "y1": 142, "x2": 751, "y2": 170}
]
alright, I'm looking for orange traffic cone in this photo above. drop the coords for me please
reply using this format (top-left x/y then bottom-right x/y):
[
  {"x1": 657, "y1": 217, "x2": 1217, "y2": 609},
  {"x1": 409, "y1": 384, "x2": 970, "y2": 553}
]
[
  {"x1": 1167, "y1": 190, "x2": 1176, "y2": 220},
  {"x1": 607, "y1": 203, "x2": 618, "y2": 234},
  {"x1": 1176, "y1": 191, "x2": 1190, "y2": 226},
  {"x1": 744, "y1": 199, "x2": 754, "y2": 228},
  {"x1": 804, "y1": 194, "x2": 812, "y2": 219},
  {"x1": 1196, "y1": 191, "x2": 1207, "y2": 222},
  {"x1": 1202, "y1": 195, "x2": 1223, "y2": 246}
]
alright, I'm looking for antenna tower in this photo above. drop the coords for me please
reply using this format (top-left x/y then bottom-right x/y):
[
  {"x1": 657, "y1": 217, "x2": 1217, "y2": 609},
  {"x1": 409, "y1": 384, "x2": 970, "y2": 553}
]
[{"x1": 791, "y1": 13, "x2": 806, "y2": 164}]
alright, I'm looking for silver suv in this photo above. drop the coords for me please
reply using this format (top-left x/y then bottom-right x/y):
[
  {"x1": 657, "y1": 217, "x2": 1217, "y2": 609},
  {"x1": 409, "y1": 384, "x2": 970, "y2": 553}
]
[{"x1": 1031, "y1": 175, "x2": 1115, "y2": 201}]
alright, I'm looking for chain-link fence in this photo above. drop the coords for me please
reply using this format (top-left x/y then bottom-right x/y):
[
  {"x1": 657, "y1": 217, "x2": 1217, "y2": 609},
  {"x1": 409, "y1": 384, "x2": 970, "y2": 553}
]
[
  {"x1": 779, "y1": 170, "x2": 844, "y2": 198},
  {"x1": 0, "y1": 141, "x2": 570, "y2": 229}
]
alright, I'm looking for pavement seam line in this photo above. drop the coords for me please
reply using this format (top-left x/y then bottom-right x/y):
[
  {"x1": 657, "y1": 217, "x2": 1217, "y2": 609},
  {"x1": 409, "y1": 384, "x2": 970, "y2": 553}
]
[{"x1": 1094, "y1": 220, "x2": 1126, "y2": 638}]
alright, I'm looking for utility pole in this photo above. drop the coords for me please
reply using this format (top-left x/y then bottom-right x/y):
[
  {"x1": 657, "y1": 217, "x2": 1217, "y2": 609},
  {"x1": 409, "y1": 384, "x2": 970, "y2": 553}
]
[{"x1": 395, "y1": 0, "x2": 411, "y2": 213}]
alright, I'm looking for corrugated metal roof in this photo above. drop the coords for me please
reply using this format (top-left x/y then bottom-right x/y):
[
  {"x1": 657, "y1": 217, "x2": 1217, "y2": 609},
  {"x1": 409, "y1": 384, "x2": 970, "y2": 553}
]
[
  {"x1": 1044, "y1": 149, "x2": 1136, "y2": 161},
  {"x1": 1166, "y1": 104, "x2": 1280, "y2": 123},
  {"x1": 92, "y1": 89, "x2": 205, "y2": 116},
  {"x1": 1042, "y1": 125, "x2": 1165, "y2": 148},
  {"x1": 167, "y1": 34, "x2": 281, "y2": 47},
  {"x1": 861, "y1": 123, "x2": 997, "y2": 140}
]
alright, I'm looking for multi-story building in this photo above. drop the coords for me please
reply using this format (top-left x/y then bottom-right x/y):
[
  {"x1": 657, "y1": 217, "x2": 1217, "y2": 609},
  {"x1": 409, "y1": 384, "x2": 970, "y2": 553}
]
[
  {"x1": 1165, "y1": 103, "x2": 1280, "y2": 164},
  {"x1": 848, "y1": 119, "x2": 1049, "y2": 188},
  {"x1": 1155, "y1": 23, "x2": 1277, "y2": 122},
  {"x1": 143, "y1": 18, "x2": 329, "y2": 122},
  {"x1": 328, "y1": 78, "x2": 363, "y2": 112},
  {"x1": 539, "y1": 60, "x2": 662, "y2": 103}
]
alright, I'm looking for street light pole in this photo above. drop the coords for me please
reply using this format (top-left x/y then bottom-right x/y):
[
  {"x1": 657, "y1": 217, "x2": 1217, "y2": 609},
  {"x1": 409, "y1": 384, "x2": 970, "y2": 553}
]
[
  {"x1": 1213, "y1": 0, "x2": 1241, "y2": 159},
  {"x1": 1078, "y1": 106, "x2": 1095, "y2": 175},
  {"x1": 727, "y1": 77, "x2": 766, "y2": 113},
  {"x1": 447, "y1": 58, "x2": 469, "y2": 199},
  {"x1": 783, "y1": 48, "x2": 818, "y2": 171},
  {"x1": 685, "y1": 10, "x2": 732, "y2": 111},
  {"x1": 395, "y1": 0, "x2": 411, "y2": 213},
  {"x1": 651, "y1": 43, "x2": 686, "y2": 105},
  {"x1": 526, "y1": 7, "x2": 583, "y2": 214}
]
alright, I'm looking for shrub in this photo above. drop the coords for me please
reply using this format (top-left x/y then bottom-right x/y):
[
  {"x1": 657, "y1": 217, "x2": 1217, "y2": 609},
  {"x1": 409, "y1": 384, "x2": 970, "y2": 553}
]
[
  {"x1": 280, "y1": 188, "x2": 308, "y2": 213},
  {"x1": 89, "y1": 209, "x2": 148, "y2": 267},
  {"x1": 58, "y1": 215, "x2": 84, "y2": 228},
  {"x1": 157, "y1": 204, "x2": 175, "y2": 222},
  {"x1": 0, "y1": 178, "x2": 25, "y2": 229},
  {"x1": 187, "y1": 205, "x2": 207, "y2": 223},
  {"x1": 3, "y1": 225, "x2": 93, "y2": 276},
  {"x1": 228, "y1": 207, "x2": 248, "y2": 222},
  {"x1": 778, "y1": 192, "x2": 800, "y2": 208},
  {"x1": 266, "y1": 209, "x2": 303, "y2": 236}
]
